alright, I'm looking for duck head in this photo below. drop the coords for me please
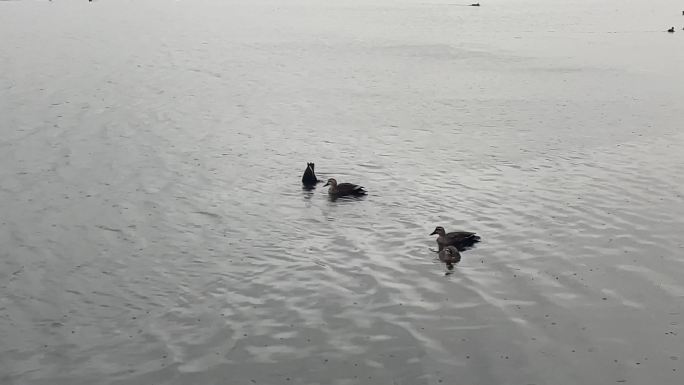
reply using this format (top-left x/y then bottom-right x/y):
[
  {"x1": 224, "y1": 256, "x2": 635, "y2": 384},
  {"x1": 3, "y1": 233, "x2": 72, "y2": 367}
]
[
  {"x1": 322, "y1": 178, "x2": 337, "y2": 187},
  {"x1": 430, "y1": 226, "x2": 446, "y2": 236}
]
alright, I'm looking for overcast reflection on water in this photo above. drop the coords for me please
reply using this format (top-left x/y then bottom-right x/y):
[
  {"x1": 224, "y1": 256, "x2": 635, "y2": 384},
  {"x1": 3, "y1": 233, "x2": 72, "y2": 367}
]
[{"x1": 1, "y1": 0, "x2": 684, "y2": 384}]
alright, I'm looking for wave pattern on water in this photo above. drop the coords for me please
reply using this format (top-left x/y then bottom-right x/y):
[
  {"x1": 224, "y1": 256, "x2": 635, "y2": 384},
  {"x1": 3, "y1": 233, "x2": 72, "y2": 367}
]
[{"x1": 1, "y1": 1, "x2": 684, "y2": 385}]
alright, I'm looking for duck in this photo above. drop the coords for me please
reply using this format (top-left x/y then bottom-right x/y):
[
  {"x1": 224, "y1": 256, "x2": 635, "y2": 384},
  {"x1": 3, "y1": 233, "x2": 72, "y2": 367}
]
[
  {"x1": 302, "y1": 162, "x2": 318, "y2": 185},
  {"x1": 667, "y1": 27, "x2": 675, "y2": 33},
  {"x1": 470, "y1": 2, "x2": 480, "y2": 6},
  {"x1": 439, "y1": 246, "x2": 462, "y2": 269},
  {"x1": 430, "y1": 226, "x2": 480, "y2": 251},
  {"x1": 322, "y1": 178, "x2": 367, "y2": 197}
]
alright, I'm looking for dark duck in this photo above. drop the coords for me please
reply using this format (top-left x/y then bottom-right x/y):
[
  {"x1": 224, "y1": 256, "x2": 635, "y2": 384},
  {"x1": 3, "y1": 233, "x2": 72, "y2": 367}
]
[
  {"x1": 439, "y1": 246, "x2": 462, "y2": 270},
  {"x1": 430, "y1": 226, "x2": 481, "y2": 251},
  {"x1": 323, "y1": 178, "x2": 367, "y2": 197},
  {"x1": 302, "y1": 162, "x2": 318, "y2": 186}
]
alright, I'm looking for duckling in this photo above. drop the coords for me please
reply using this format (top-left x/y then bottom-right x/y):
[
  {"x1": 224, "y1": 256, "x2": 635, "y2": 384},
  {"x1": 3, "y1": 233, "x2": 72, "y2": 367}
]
[
  {"x1": 430, "y1": 226, "x2": 480, "y2": 251},
  {"x1": 667, "y1": 27, "x2": 675, "y2": 33},
  {"x1": 322, "y1": 178, "x2": 366, "y2": 197},
  {"x1": 439, "y1": 246, "x2": 462, "y2": 270},
  {"x1": 302, "y1": 162, "x2": 318, "y2": 186}
]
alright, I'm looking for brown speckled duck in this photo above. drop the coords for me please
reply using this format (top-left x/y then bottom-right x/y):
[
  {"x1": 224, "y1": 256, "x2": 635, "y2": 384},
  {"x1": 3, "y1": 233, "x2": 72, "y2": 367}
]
[
  {"x1": 430, "y1": 226, "x2": 480, "y2": 251},
  {"x1": 322, "y1": 178, "x2": 366, "y2": 197},
  {"x1": 439, "y1": 246, "x2": 462, "y2": 269}
]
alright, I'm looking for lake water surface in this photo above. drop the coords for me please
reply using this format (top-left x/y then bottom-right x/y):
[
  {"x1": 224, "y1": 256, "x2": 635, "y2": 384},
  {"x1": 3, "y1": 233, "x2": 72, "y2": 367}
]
[{"x1": 1, "y1": 0, "x2": 684, "y2": 384}]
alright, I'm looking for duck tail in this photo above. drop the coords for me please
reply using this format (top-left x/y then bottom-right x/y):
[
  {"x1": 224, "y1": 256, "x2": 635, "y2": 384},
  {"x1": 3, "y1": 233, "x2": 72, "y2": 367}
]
[
  {"x1": 302, "y1": 163, "x2": 318, "y2": 185},
  {"x1": 461, "y1": 234, "x2": 481, "y2": 249}
]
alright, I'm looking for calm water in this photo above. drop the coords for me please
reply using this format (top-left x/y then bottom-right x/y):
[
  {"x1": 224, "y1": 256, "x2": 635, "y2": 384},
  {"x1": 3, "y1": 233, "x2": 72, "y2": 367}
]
[{"x1": 1, "y1": 0, "x2": 684, "y2": 384}]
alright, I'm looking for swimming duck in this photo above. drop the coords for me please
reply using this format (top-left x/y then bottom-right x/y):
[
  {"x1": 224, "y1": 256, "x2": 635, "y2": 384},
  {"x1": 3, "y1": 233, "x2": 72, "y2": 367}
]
[
  {"x1": 430, "y1": 226, "x2": 480, "y2": 251},
  {"x1": 439, "y1": 246, "x2": 462, "y2": 269},
  {"x1": 322, "y1": 178, "x2": 367, "y2": 197},
  {"x1": 471, "y1": 2, "x2": 480, "y2": 6},
  {"x1": 667, "y1": 27, "x2": 675, "y2": 33},
  {"x1": 302, "y1": 162, "x2": 318, "y2": 185}
]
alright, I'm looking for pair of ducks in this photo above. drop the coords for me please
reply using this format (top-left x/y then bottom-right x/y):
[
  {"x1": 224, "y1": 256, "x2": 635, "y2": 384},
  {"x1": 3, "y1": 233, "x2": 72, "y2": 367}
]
[
  {"x1": 431, "y1": 226, "x2": 481, "y2": 270},
  {"x1": 302, "y1": 163, "x2": 367, "y2": 197}
]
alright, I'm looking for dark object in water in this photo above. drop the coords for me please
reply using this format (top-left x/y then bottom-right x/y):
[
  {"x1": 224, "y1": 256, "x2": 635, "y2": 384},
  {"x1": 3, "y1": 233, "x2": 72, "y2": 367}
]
[
  {"x1": 323, "y1": 178, "x2": 366, "y2": 197},
  {"x1": 302, "y1": 162, "x2": 318, "y2": 185},
  {"x1": 667, "y1": 27, "x2": 675, "y2": 33},
  {"x1": 430, "y1": 226, "x2": 480, "y2": 251},
  {"x1": 471, "y1": 3, "x2": 480, "y2": 6},
  {"x1": 439, "y1": 246, "x2": 462, "y2": 270}
]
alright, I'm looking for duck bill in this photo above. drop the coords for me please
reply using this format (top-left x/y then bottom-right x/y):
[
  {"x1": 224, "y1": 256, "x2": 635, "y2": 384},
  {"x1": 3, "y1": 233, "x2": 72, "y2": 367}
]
[
  {"x1": 429, "y1": 230, "x2": 437, "y2": 235},
  {"x1": 323, "y1": 182, "x2": 329, "y2": 187}
]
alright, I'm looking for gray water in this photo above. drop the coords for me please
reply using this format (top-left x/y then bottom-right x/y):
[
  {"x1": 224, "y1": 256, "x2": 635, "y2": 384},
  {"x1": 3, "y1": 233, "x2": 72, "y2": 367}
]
[{"x1": 2, "y1": 0, "x2": 684, "y2": 384}]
